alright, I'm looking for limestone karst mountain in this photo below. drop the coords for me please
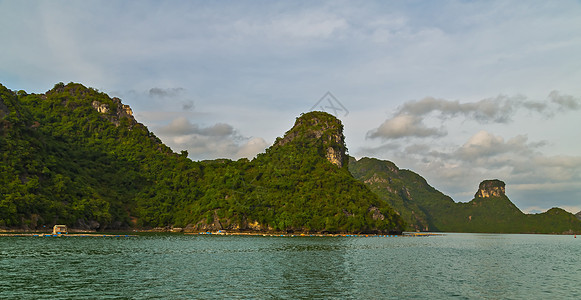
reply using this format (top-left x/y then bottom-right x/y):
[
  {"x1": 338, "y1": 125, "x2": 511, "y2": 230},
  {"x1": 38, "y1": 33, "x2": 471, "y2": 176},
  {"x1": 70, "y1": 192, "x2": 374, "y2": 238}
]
[
  {"x1": 274, "y1": 111, "x2": 348, "y2": 168},
  {"x1": 350, "y1": 157, "x2": 581, "y2": 233},
  {"x1": 239, "y1": 111, "x2": 405, "y2": 233},
  {"x1": 1, "y1": 82, "x2": 578, "y2": 233},
  {"x1": 474, "y1": 179, "x2": 506, "y2": 198},
  {"x1": 0, "y1": 83, "x2": 404, "y2": 233}
]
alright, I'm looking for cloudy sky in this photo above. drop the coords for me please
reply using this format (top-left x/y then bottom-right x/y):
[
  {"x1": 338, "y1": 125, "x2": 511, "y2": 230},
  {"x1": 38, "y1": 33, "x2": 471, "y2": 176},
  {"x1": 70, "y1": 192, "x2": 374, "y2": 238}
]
[{"x1": 2, "y1": 0, "x2": 580, "y2": 214}]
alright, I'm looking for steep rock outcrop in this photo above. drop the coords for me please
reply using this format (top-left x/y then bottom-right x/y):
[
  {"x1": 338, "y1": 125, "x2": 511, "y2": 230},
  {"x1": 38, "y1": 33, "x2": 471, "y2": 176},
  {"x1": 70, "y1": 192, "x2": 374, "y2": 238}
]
[
  {"x1": 576, "y1": 211, "x2": 581, "y2": 220},
  {"x1": 475, "y1": 179, "x2": 506, "y2": 198},
  {"x1": 275, "y1": 111, "x2": 347, "y2": 168},
  {"x1": 91, "y1": 97, "x2": 136, "y2": 127}
]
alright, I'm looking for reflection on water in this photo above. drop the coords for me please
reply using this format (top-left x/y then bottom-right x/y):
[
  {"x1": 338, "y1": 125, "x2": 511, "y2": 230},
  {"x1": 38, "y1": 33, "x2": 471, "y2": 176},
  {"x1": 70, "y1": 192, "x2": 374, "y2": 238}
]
[
  {"x1": 0, "y1": 233, "x2": 579, "y2": 298},
  {"x1": 275, "y1": 238, "x2": 352, "y2": 298}
]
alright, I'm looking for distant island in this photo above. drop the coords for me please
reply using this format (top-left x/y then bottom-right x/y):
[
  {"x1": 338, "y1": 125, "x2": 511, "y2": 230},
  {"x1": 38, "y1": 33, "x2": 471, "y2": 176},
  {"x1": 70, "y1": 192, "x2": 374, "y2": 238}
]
[{"x1": 1, "y1": 82, "x2": 580, "y2": 234}]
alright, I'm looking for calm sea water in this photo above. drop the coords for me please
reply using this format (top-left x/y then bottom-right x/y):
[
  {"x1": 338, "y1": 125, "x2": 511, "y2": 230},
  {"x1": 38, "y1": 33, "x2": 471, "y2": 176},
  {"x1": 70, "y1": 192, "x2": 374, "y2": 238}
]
[{"x1": 0, "y1": 233, "x2": 579, "y2": 299}]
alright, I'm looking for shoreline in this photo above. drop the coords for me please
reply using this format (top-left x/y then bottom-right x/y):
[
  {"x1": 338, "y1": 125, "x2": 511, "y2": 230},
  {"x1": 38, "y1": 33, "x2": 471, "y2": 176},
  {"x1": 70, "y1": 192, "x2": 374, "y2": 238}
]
[
  {"x1": 185, "y1": 231, "x2": 438, "y2": 237},
  {"x1": 0, "y1": 230, "x2": 437, "y2": 238},
  {"x1": 2, "y1": 227, "x2": 576, "y2": 236},
  {"x1": 0, "y1": 233, "x2": 137, "y2": 237}
]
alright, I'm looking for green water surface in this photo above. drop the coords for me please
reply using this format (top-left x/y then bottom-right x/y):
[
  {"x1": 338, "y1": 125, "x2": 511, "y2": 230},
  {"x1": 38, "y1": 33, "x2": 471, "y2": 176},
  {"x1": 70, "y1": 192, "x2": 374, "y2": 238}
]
[{"x1": 0, "y1": 233, "x2": 579, "y2": 299}]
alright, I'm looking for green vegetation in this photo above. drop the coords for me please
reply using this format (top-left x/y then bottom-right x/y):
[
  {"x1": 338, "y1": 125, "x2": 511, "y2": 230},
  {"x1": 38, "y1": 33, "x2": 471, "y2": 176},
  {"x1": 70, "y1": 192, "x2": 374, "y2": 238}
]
[
  {"x1": 233, "y1": 112, "x2": 405, "y2": 233},
  {"x1": 350, "y1": 157, "x2": 581, "y2": 234},
  {"x1": 349, "y1": 157, "x2": 453, "y2": 231},
  {"x1": 3, "y1": 81, "x2": 575, "y2": 234},
  {"x1": 0, "y1": 83, "x2": 175, "y2": 229},
  {"x1": 0, "y1": 83, "x2": 404, "y2": 233}
]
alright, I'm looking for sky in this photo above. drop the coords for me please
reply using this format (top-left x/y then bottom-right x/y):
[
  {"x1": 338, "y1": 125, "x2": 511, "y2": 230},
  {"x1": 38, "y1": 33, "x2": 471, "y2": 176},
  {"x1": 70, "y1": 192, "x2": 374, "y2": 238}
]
[{"x1": 1, "y1": 0, "x2": 580, "y2": 214}]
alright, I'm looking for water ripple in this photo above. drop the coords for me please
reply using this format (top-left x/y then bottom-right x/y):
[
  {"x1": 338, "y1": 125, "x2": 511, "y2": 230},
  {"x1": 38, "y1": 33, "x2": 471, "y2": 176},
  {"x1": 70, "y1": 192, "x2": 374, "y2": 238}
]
[{"x1": 0, "y1": 233, "x2": 579, "y2": 299}]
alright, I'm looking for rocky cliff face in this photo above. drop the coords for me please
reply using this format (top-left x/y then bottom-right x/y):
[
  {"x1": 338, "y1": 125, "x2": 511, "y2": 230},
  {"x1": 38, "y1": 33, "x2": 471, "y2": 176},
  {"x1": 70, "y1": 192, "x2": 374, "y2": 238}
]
[
  {"x1": 475, "y1": 179, "x2": 506, "y2": 198},
  {"x1": 325, "y1": 146, "x2": 343, "y2": 167},
  {"x1": 275, "y1": 111, "x2": 347, "y2": 168},
  {"x1": 576, "y1": 211, "x2": 581, "y2": 220},
  {"x1": 46, "y1": 82, "x2": 137, "y2": 129},
  {"x1": 91, "y1": 97, "x2": 136, "y2": 127}
]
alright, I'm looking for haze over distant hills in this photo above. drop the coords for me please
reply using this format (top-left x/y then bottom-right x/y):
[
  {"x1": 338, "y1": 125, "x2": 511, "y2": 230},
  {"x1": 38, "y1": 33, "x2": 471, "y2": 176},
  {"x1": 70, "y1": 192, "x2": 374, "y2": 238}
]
[{"x1": 1, "y1": 82, "x2": 580, "y2": 234}]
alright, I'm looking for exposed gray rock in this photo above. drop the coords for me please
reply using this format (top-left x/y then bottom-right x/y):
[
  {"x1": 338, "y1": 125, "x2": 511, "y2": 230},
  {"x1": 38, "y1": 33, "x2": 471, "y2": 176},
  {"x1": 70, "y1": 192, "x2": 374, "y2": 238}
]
[{"x1": 475, "y1": 179, "x2": 506, "y2": 198}]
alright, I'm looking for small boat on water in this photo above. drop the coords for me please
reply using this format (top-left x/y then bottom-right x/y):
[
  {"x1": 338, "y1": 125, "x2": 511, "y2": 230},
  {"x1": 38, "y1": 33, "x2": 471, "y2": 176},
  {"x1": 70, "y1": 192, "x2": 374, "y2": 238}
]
[{"x1": 52, "y1": 225, "x2": 68, "y2": 235}]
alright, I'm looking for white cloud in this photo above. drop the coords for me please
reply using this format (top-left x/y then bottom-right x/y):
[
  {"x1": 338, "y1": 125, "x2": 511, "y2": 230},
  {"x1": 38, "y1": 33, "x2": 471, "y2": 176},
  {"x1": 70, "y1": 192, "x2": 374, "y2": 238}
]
[
  {"x1": 398, "y1": 95, "x2": 524, "y2": 123},
  {"x1": 236, "y1": 137, "x2": 269, "y2": 159},
  {"x1": 156, "y1": 117, "x2": 266, "y2": 160},
  {"x1": 367, "y1": 114, "x2": 446, "y2": 139},
  {"x1": 394, "y1": 92, "x2": 580, "y2": 125},
  {"x1": 456, "y1": 131, "x2": 537, "y2": 161},
  {"x1": 367, "y1": 91, "x2": 581, "y2": 143},
  {"x1": 158, "y1": 117, "x2": 234, "y2": 137},
  {"x1": 456, "y1": 131, "x2": 506, "y2": 159}
]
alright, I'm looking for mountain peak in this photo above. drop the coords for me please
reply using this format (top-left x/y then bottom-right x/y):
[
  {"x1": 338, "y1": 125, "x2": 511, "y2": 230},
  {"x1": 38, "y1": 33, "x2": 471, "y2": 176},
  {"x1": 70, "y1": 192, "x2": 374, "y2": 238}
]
[
  {"x1": 475, "y1": 179, "x2": 506, "y2": 198},
  {"x1": 46, "y1": 82, "x2": 138, "y2": 128},
  {"x1": 275, "y1": 111, "x2": 347, "y2": 167}
]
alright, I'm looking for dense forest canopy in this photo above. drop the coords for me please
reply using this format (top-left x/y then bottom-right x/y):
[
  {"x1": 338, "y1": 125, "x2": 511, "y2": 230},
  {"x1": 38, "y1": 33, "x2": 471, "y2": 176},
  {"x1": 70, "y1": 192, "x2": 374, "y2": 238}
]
[{"x1": 0, "y1": 82, "x2": 404, "y2": 233}]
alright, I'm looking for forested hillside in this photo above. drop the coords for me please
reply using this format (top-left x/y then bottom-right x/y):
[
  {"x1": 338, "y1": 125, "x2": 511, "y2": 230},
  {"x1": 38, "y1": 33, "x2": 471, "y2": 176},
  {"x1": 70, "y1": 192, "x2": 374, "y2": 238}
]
[
  {"x1": 0, "y1": 82, "x2": 184, "y2": 229},
  {"x1": 0, "y1": 83, "x2": 404, "y2": 233},
  {"x1": 350, "y1": 157, "x2": 581, "y2": 234},
  {"x1": 5, "y1": 82, "x2": 575, "y2": 234}
]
